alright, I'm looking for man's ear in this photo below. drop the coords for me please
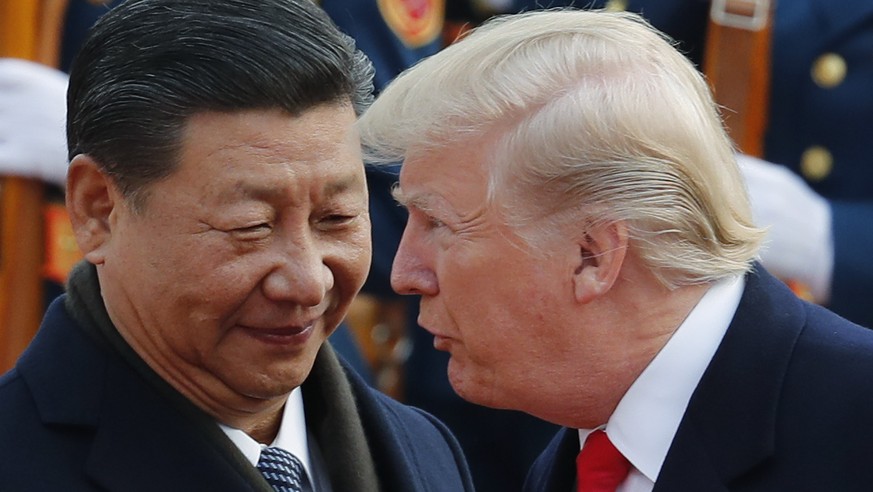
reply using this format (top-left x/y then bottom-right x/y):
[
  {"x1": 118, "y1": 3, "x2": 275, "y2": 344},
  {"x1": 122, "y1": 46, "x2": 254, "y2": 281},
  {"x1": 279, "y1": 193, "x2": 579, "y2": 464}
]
[
  {"x1": 65, "y1": 154, "x2": 120, "y2": 265},
  {"x1": 572, "y1": 221, "x2": 628, "y2": 304}
]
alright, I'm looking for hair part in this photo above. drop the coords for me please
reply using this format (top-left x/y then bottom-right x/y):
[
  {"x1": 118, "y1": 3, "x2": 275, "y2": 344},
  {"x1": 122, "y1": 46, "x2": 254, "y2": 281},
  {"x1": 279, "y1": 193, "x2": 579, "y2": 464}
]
[
  {"x1": 67, "y1": 0, "x2": 374, "y2": 211},
  {"x1": 359, "y1": 9, "x2": 764, "y2": 287}
]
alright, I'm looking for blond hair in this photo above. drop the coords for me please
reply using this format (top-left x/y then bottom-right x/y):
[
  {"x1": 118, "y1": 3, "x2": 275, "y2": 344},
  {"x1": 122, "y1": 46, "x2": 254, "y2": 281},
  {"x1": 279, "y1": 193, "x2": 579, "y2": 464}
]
[{"x1": 358, "y1": 9, "x2": 764, "y2": 287}]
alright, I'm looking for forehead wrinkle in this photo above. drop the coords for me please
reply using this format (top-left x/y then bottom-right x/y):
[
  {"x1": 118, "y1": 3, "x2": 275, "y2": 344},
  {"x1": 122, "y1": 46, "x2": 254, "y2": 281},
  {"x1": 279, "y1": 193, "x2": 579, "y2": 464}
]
[{"x1": 393, "y1": 181, "x2": 492, "y2": 229}]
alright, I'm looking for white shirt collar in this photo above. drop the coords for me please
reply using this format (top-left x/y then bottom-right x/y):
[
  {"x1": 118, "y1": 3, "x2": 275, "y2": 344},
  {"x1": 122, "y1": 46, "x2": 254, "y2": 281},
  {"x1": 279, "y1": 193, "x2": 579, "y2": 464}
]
[
  {"x1": 579, "y1": 275, "x2": 744, "y2": 484},
  {"x1": 218, "y1": 386, "x2": 312, "y2": 477}
]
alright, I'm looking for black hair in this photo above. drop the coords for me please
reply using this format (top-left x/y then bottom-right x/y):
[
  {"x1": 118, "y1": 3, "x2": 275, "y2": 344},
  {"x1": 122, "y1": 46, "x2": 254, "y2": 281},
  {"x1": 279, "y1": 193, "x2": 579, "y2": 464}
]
[{"x1": 67, "y1": 0, "x2": 374, "y2": 206}]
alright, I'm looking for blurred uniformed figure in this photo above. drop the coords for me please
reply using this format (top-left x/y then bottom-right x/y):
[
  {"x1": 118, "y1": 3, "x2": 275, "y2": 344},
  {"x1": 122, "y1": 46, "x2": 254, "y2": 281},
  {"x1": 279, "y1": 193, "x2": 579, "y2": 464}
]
[{"x1": 504, "y1": 0, "x2": 873, "y2": 328}]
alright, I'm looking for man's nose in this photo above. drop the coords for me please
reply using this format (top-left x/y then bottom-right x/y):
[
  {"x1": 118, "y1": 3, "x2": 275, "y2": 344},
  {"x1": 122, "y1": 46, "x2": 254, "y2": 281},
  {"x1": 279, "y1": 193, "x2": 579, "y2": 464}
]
[
  {"x1": 391, "y1": 227, "x2": 438, "y2": 297},
  {"x1": 263, "y1": 233, "x2": 333, "y2": 306}
]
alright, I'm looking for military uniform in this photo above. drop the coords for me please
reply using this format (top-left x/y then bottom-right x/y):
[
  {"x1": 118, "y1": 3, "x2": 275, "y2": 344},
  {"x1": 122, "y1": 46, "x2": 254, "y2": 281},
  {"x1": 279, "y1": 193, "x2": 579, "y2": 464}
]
[{"x1": 321, "y1": 0, "x2": 446, "y2": 92}]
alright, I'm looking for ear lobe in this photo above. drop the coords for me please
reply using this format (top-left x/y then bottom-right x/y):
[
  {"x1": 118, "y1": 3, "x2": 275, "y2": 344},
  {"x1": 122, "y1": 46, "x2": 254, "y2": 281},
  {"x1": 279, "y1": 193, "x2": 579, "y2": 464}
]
[
  {"x1": 572, "y1": 221, "x2": 628, "y2": 304},
  {"x1": 65, "y1": 154, "x2": 119, "y2": 265}
]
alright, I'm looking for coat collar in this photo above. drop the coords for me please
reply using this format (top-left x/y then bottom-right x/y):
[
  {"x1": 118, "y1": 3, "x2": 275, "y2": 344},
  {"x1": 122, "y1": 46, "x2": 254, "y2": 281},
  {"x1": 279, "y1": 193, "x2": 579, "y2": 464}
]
[
  {"x1": 654, "y1": 265, "x2": 806, "y2": 489},
  {"x1": 84, "y1": 352, "x2": 263, "y2": 491},
  {"x1": 17, "y1": 296, "x2": 105, "y2": 428},
  {"x1": 18, "y1": 298, "x2": 266, "y2": 491}
]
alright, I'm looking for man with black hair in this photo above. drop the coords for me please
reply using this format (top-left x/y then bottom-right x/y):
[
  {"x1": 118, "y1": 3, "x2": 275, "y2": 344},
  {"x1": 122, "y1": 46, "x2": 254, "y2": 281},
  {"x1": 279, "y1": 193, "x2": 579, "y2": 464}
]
[{"x1": 0, "y1": 1, "x2": 473, "y2": 490}]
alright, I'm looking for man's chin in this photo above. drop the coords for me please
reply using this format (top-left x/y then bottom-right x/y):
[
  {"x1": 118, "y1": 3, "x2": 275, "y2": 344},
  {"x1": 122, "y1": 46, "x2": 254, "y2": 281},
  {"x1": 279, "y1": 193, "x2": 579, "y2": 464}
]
[
  {"x1": 233, "y1": 357, "x2": 318, "y2": 400},
  {"x1": 446, "y1": 359, "x2": 499, "y2": 408}
]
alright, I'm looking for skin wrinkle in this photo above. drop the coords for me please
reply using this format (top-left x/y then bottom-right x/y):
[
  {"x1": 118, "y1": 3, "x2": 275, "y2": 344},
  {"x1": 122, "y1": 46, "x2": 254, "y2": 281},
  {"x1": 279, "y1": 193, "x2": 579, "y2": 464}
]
[
  {"x1": 389, "y1": 129, "x2": 710, "y2": 428},
  {"x1": 89, "y1": 105, "x2": 370, "y2": 442}
]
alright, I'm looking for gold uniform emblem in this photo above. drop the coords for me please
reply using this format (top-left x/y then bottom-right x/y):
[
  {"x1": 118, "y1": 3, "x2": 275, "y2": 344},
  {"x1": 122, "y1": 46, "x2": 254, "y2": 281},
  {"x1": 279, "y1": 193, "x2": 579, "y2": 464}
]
[{"x1": 378, "y1": 0, "x2": 445, "y2": 48}]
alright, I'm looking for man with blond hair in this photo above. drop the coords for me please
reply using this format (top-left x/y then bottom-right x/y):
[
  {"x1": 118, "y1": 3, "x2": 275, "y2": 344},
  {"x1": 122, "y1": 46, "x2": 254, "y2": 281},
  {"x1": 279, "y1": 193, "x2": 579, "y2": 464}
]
[{"x1": 358, "y1": 9, "x2": 873, "y2": 491}]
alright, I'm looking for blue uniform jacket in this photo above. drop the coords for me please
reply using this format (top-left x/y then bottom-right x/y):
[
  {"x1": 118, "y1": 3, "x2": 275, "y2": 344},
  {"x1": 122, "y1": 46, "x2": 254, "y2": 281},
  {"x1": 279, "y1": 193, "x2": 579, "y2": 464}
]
[
  {"x1": 320, "y1": 0, "x2": 444, "y2": 94},
  {"x1": 0, "y1": 297, "x2": 474, "y2": 492},
  {"x1": 525, "y1": 265, "x2": 873, "y2": 491}
]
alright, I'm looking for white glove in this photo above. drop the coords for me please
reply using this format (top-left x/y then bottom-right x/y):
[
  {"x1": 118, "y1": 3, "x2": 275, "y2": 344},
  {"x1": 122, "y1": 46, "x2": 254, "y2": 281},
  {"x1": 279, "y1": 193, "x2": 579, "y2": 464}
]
[
  {"x1": 737, "y1": 153, "x2": 833, "y2": 303},
  {"x1": 0, "y1": 58, "x2": 69, "y2": 187}
]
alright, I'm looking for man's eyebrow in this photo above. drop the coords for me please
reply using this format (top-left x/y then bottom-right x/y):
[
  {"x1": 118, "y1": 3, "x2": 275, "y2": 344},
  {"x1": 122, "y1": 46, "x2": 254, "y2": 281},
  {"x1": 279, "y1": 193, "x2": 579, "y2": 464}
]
[
  {"x1": 391, "y1": 184, "x2": 438, "y2": 214},
  {"x1": 390, "y1": 184, "x2": 407, "y2": 206},
  {"x1": 234, "y1": 174, "x2": 361, "y2": 201},
  {"x1": 322, "y1": 174, "x2": 362, "y2": 197}
]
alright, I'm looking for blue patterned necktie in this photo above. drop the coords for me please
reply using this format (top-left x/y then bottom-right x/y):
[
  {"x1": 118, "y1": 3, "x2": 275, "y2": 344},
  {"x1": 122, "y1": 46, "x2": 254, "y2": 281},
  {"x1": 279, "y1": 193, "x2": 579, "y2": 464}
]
[{"x1": 257, "y1": 446, "x2": 313, "y2": 492}]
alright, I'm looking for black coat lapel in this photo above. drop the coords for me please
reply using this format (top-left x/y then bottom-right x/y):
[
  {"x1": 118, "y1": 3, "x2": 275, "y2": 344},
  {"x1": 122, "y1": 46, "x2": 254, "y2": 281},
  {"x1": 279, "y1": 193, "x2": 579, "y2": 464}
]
[
  {"x1": 85, "y1": 358, "x2": 261, "y2": 492},
  {"x1": 524, "y1": 427, "x2": 579, "y2": 492},
  {"x1": 656, "y1": 266, "x2": 804, "y2": 489}
]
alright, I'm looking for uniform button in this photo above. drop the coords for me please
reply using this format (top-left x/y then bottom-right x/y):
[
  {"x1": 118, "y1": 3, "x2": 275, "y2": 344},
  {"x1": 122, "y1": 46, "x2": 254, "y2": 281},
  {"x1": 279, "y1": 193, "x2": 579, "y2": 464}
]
[
  {"x1": 605, "y1": 0, "x2": 628, "y2": 11},
  {"x1": 811, "y1": 53, "x2": 847, "y2": 88},
  {"x1": 800, "y1": 146, "x2": 833, "y2": 182}
]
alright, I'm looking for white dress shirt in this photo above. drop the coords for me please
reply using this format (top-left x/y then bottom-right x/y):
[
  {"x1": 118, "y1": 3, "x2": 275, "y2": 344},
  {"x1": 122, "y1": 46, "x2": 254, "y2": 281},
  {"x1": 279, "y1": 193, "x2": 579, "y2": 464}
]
[
  {"x1": 218, "y1": 387, "x2": 314, "y2": 483},
  {"x1": 578, "y1": 275, "x2": 745, "y2": 492}
]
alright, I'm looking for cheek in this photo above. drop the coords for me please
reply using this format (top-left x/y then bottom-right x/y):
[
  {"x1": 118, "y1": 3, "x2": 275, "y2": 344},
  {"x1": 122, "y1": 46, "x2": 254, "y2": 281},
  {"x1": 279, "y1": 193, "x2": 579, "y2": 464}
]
[
  {"x1": 315, "y1": 238, "x2": 370, "y2": 338},
  {"x1": 348, "y1": 234, "x2": 373, "y2": 285},
  {"x1": 323, "y1": 228, "x2": 372, "y2": 302},
  {"x1": 450, "y1": 264, "x2": 558, "y2": 349},
  {"x1": 159, "y1": 246, "x2": 270, "y2": 325}
]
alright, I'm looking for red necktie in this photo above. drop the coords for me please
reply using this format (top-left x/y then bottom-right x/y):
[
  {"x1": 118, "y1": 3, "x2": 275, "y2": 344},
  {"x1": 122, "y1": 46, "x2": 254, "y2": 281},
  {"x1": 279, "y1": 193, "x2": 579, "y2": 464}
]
[{"x1": 576, "y1": 430, "x2": 632, "y2": 492}]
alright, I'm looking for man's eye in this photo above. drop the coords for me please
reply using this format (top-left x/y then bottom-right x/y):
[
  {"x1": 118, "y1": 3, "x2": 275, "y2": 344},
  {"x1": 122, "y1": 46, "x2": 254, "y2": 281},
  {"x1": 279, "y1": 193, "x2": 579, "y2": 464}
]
[
  {"x1": 325, "y1": 214, "x2": 355, "y2": 223},
  {"x1": 317, "y1": 214, "x2": 358, "y2": 230},
  {"x1": 238, "y1": 223, "x2": 271, "y2": 231},
  {"x1": 231, "y1": 223, "x2": 272, "y2": 238},
  {"x1": 409, "y1": 209, "x2": 447, "y2": 231},
  {"x1": 427, "y1": 216, "x2": 446, "y2": 229}
]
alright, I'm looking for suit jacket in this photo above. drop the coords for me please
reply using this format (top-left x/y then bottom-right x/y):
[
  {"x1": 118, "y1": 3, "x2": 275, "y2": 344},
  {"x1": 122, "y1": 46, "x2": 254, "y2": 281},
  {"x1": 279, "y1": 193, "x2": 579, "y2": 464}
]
[
  {"x1": 525, "y1": 266, "x2": 873, "y2": 491},
  {"x1": 0, "y1": 294, "x2": 474, "y2": 492}
]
